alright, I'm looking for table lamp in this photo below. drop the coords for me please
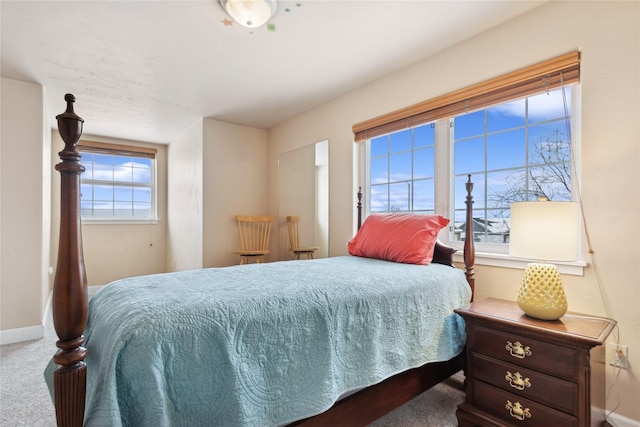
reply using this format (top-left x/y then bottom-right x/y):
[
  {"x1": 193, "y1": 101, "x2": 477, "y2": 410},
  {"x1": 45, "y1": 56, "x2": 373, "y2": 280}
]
[{"x1": 509, "y1": 199, "x2": 579, "y2": 320}]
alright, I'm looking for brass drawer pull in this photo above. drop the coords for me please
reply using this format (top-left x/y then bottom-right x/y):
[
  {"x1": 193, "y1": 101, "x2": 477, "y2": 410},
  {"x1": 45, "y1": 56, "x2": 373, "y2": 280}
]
[
  {"x1": 505, "y1": 371, "x2": 532, "y2": 390},
  {"x1": 505, "y1": 340, "x2": 532, "y2": 359},
  {"x1": 506, "y1": 400, "x2": 532, "y2": 421}
]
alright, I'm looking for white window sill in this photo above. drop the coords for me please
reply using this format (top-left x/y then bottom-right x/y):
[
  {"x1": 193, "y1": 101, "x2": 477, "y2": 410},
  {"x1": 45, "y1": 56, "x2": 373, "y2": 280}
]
[
  {"x1": 81, "y1": 219, "x2": 159, "y2": 225},
  {"x1": 452, "y1": 251, "x2": 587, "y2": 276}
]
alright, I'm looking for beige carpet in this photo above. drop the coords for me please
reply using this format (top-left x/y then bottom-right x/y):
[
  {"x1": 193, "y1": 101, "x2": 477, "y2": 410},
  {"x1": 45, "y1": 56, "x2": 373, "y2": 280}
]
[{"x1": 0, "y1": 319, "x2": 464, "y2": 426}]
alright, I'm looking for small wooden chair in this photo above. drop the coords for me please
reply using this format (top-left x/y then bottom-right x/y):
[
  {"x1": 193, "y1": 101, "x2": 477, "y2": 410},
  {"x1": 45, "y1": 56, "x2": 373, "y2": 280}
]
[
  {"x1": 234, "y1": 215, "x2": 272, "y2": 264},
  {"x1": 286, "y1": 216, "x2": 319, "y2": 260}
]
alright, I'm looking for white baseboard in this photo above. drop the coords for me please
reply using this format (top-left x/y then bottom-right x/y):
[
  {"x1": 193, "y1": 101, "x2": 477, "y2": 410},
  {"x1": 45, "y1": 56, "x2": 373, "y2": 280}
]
[
  {"x1": 608, "y1": 412, "x2": 640, "y2": 427},
  {"x1": 1, "y1": 285, "x2": 103, "y2": 345},
  {"x1": 0, "y1": 324, "x2": 45, "y2": 345},
  {"x1": 593, "y1": 407, "x2": 640, "y2": 427}
]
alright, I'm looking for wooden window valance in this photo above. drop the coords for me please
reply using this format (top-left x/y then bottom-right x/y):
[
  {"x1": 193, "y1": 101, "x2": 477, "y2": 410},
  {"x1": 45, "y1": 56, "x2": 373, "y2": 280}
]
[
  {"x1": 353, "y1": 51, "x2": 580, "y2": 142},
  {"x1": 78, "y1": 140, "x2": 157, "y2": 159}
]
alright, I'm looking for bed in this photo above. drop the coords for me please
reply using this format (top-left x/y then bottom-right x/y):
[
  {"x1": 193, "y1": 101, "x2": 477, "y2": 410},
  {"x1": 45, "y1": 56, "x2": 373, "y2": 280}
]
[{"x1": 48, "y1": 94, "x2": 476, "y2": 426}]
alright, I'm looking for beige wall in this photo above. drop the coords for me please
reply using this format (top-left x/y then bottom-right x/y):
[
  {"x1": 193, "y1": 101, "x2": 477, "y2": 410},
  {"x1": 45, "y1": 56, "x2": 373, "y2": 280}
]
[
  {"x1": 1, "y1": 0, "x2": 638, "y2": 422},
  {"x1": 49, "y1": 133, "x2": 168, "y2": 287},
  {"x1": 202, "y1": 118, "x2": 268, "y2": 267},
  {"x1": 0, "y1": 78, "x2": 48, "y2": 340},
  {"x1": 167, "y1": 118, "x2": 268, "y2": 269},
  {"x1": 167, "y1": 120, "x2": 204, "y2": 271},
  {"x1": 41, "y1": 87, "x2": 52, "y2": 318},
  {"x1": 267, "y1": 1, "x2": 639, "y2": 422},
  {"x1": 267, "y1": 107, "x2": 357, "y2": 258}
]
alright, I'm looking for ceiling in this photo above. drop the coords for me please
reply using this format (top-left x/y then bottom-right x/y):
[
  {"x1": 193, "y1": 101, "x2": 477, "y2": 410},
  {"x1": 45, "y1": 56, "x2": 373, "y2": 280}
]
[{"x1": 1, "y1": 1, "x2": 545, "y2": 144}]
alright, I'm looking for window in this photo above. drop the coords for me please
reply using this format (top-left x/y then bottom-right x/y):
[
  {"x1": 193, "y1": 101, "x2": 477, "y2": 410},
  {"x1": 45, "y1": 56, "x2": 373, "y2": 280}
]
[
  {"x1": 451, "y1": 87, "x2": 574, "y2": 247},
  {"x1": 78, "y1": 141, "x2": 157, "y2": 221},
  {"x1": 356, "y1": 52, "x2": 580, "y2": 257},
  {"x1": 369, "y1": 126, "x2": 435, "y2": 213}
]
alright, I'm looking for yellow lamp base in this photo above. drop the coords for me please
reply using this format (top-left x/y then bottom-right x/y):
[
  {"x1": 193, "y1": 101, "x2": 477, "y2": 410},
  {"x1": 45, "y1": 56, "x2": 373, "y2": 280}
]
[{"x1": 517, "y1": 263, "x2": 568, "y2": 321}]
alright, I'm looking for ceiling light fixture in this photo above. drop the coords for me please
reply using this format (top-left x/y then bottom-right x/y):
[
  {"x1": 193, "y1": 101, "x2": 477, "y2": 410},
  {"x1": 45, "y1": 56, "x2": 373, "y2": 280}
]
[{"x1": 220, "y1": 0, "x2": 277, "y2": 28}]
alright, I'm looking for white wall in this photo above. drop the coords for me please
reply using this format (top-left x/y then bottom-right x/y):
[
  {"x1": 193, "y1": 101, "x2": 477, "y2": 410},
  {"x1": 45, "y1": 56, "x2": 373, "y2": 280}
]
[
  {"x1": 167, "y1": 120, "x2": 204, "y2": 272},
  {"x1": 267, "y1": 1, "x2": 639, "y2": 422},
  {"x1": 0, "y1": 78, "x2": 48, "y2": 342},
  {"x1": 202, "y1": 119, "x2": 268, "y2": 267}
]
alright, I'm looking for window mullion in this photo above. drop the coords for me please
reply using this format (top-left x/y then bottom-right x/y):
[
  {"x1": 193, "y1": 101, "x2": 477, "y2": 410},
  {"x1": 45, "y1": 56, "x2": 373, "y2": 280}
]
[{"x1": 410, "y1": 129, "x2": 414, "y2": 212}]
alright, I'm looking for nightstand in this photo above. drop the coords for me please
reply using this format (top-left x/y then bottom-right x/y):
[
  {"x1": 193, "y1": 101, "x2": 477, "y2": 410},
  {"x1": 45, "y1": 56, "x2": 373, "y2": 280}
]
[{"x1": 455, "y1": 297, "x2": 616, "y2": 427}]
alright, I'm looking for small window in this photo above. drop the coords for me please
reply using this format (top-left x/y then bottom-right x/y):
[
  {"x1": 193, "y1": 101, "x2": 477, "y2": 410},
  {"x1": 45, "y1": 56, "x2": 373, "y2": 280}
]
[
  {"x1": 78, "y1": 141, "x2": 157, "y2": 221},
  {"x1": 369, "y1": 125, "x2": 436, "y2": 214}
]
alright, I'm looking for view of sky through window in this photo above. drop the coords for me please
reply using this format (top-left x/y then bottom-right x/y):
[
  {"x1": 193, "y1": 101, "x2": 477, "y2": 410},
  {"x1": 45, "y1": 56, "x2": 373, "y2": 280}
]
[
  {"x1": 80, "y1": 153, "x2": 153, "y2": 219},
  {"x1": 369, "y1": 86, "x2": 573, "y2": 245}
]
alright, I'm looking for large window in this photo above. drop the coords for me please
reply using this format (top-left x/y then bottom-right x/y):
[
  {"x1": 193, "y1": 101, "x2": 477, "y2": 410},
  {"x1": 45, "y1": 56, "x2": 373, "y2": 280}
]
[
  {"x1": 78, "y1": 141, "x2": 157, "y2": 221},
  {"x1": 452, "y1": 87, "x2": 573, "y2": 246},
  {"x1": 367, "y1": 86, "x2": 574, "y2": 246},
  {"x1": 357, "y1": 52, "x2": 580, "y2": 256}
]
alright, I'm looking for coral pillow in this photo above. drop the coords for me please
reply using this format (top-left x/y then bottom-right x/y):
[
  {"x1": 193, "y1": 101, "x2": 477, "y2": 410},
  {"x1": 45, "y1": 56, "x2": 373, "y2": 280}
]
[{"x1": 348, "y1": 213, "x2": 450, "y2": 265}]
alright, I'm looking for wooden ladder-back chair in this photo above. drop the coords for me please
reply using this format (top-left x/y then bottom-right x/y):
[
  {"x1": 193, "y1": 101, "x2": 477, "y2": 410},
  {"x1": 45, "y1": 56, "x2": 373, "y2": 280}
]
[
  {"x1": 286, "y1": 216, "x2": 319, "y2": 260},
  {"x1": 234, "y1": 215, "x2": 272, "y2": 264}
]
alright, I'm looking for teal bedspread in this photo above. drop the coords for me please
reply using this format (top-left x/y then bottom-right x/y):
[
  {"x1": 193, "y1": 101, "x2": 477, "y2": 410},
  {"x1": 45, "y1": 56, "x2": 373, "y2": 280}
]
[{"x1": 47, "y1": 256, "x2": 471, "y2": 426}]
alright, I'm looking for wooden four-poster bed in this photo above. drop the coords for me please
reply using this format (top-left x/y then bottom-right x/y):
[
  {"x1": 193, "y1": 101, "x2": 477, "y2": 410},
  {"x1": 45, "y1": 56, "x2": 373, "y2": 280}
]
[{"x1": 50, "y1": 94, "x2": 476, "y2": 426}]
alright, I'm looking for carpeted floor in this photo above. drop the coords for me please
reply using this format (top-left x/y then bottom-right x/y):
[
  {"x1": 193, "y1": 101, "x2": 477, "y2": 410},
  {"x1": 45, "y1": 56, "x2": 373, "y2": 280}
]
[
  {"x1": 0, "y1": 318, "x2": 464, "y2": 426},
  {"x1": 0, "y1": 321, "x2": 58, "y2": 427},
  {"x1": 369, "y1": 376, "x2": 465, "y2": 427}
]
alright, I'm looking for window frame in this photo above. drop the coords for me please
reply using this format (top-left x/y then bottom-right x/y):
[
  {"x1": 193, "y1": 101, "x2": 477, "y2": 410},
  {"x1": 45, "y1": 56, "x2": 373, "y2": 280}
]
[
  {"x1": 354, "y1": 51, "x2": 580, "y2": 142},
  {"x1": 78, "y1": 140, "x2": 159, "y2": 224},
  {"x1": 449, "y1": 85, "x2": 577, "y2": 251},
  {"x1": 356, "y1": 53, "x2": 586, "y2": 275},
  {"x1": 445, "y1": 84, "x2": 584, "y2": 274}
]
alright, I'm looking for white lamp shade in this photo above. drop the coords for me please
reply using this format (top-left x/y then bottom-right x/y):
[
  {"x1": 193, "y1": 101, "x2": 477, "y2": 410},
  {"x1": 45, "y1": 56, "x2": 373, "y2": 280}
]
[
  {"x1": 221, "y1": 0, "x2": 277, "y2": 28},
  {"x1": 509, "y1": 201, "x2": 579, "y2": 262}
]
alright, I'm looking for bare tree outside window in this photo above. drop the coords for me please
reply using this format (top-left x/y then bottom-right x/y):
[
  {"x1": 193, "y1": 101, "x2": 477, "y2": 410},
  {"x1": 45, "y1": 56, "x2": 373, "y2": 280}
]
[
  {"x1": 452, "y1": 87, "x2": 574, "y2": 245},
  {"x1": 491, "y1": 128, "x2": 571, "y2": 206}
]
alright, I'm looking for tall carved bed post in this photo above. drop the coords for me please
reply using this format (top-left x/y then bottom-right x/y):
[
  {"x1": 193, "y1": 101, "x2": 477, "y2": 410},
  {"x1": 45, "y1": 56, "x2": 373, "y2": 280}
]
[
  {"x1": 52, "y1": 94, "x2": 88, "y2": 427},
  {"x1": 464, "y1": 175, "x2": 475, "y2": 301},
  {"x1": 356, "y1": 187, "x2": 363, "y2": 229}
]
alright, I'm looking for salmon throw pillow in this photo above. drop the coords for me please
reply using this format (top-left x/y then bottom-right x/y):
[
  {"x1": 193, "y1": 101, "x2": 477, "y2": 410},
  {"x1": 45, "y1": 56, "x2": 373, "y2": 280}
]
[{"x1": 348, "y1": 213, "x2": 450, "y2": 265}]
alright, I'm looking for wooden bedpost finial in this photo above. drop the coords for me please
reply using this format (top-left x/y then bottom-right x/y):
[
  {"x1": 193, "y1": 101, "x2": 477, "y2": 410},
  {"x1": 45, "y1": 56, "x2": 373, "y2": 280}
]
[{"x1": 56, "y1": 93, "x2": 84, "y2": 160}]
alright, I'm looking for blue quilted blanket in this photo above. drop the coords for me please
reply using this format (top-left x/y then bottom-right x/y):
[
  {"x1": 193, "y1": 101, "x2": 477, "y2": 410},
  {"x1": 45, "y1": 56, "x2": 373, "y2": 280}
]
[{"x1": 47, "y1": 256, "x2": 471, "y2": 426}]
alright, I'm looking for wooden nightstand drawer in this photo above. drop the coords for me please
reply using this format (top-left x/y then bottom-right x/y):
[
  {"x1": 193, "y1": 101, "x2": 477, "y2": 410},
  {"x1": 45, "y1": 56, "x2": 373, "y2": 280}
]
[
  {"x1": 471, "y1": 380, "x2": 578, "y2": 427},
  {"x1": 470, "y1": 352, "x2": 578, "y2": 414},
  {"x1": 455, "y1": 298, "x2": 616, "y2": 427},
  {"x1": 470, "y1": 325, "x2": 578, "y2": 380}
]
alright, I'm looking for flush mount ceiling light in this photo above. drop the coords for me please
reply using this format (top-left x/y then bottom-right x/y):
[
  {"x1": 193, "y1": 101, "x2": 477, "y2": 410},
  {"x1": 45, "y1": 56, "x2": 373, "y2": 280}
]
[{"x1": 220, "y1": 0, "x2": 277, "y2": 28}]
